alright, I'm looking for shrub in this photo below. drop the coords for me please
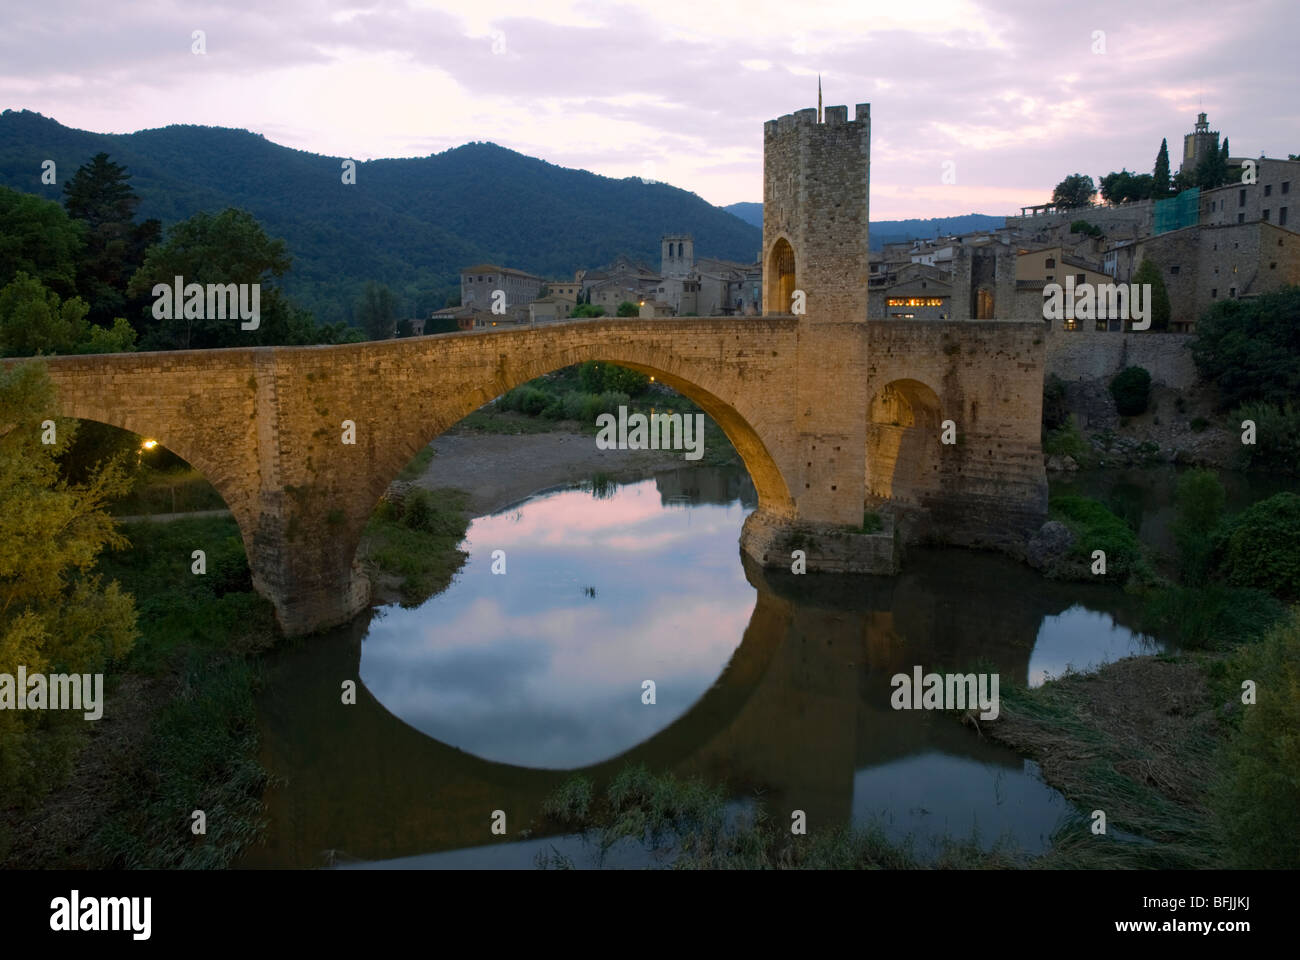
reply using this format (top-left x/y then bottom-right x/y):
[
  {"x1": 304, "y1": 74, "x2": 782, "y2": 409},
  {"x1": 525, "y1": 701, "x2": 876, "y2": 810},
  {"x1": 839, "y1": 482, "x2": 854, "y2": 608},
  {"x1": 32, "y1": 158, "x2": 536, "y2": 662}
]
[
  {"x1": 1233, "y1": 402, "x2": 1300, "y2": 474},
  {"x1": 1044, "y1": 415, "x2": 1090, "y2": 461},
  {"x1": 1049, "y1": 495, "x2": 1143, "y2": 579},
  {"x1": 402, "y1": 488, "x2": 435, "y2": 532},
  {"x1": 1215, "y1": 491, "x2": 1300, "y2": 603},
  {"x1": 1109, "y1": 365, "x2": 1151, "y2": 416}
]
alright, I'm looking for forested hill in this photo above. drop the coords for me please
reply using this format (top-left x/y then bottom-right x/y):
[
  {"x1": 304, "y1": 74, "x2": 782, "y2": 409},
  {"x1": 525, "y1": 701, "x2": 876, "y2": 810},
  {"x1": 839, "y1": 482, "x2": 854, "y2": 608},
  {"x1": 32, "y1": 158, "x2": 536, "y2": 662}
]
[
  {"x1": 0, "y1": 109, "x2": 761, "y2": 324},
  {"x1": 722, "y1": 202, "x2": 1005, "y2": 249}
]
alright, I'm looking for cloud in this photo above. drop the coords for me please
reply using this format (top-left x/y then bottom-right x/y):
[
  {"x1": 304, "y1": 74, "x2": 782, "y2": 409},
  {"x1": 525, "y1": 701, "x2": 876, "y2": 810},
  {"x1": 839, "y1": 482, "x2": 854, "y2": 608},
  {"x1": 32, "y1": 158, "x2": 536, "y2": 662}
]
[{"x1": 2, "y1": 0, "x2": 1295, "y2": 216}]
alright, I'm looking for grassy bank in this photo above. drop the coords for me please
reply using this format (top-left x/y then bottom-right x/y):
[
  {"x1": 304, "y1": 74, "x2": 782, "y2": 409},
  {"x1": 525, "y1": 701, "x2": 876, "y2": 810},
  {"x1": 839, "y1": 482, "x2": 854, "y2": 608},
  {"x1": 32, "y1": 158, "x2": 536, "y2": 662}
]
[
  {"x1": 462, "y1": 363, "x2": 743, "y2": 467},
  {"x1": 359, "y1": 487, "x2": 471, "y2": 606},
  {"x1": 1, "y1": 515, "x2": 278, "y2": 869}
]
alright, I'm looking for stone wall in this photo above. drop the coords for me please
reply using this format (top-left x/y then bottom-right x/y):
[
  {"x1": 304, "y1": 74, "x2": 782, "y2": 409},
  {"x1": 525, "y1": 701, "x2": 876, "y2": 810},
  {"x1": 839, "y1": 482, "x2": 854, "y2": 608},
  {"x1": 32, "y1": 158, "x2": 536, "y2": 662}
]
[{"x1": 1044, "y1": 328, "x2": 1198, "y2": 387}]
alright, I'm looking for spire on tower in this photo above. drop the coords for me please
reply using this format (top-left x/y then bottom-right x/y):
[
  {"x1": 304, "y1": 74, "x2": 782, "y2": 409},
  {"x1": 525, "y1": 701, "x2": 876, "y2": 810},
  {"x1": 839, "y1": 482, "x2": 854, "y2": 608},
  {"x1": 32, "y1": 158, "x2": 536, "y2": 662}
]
[{"x1": 818, "y1": 75, "x2": 823, "y2": 123}]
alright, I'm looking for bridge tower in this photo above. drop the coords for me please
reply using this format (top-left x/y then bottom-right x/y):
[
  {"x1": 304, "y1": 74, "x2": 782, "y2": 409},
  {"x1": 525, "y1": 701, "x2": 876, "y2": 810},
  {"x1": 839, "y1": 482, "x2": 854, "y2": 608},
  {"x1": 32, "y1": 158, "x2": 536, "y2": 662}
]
[{"x1": 762, "y1": 103, "x2": 870, "y2": 319}]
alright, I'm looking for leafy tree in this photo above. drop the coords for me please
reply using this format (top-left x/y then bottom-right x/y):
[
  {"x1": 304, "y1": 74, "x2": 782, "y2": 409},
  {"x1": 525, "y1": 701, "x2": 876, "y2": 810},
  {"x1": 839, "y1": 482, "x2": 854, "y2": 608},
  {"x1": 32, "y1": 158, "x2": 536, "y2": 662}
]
[
  {"x1": 1216, "y1": 492, "x2": 1300, "y2": 603},
  {"x1": 0, "y1": 187, "x2": 84, "y2": 298},
  {"x1": 1051, "y1": 174, "x2": 1096, "y2": 209},
  {"x1": 1131, "y1": 259, "x2": 1171, "y2": 331},
  {"x1": 357, "y1": 281, "x2": 397, "y2": 340},
  {"x1": 616, "y1": 300, "x2": 640, "y2": 317},
  {"x1": 126, "y1": 208, "x2": 300, "y2": 349},
  {"x1": 1109, "y1": 365, "x2": 1151, "y2": 416},
  {"x1": 1194, "y1": 133, "x2": 1229, "y2": 189},
  {"x1": 0, "y1": 272, "x2": 92, "y2": 356},
  {"x1": 61, "y1": 153, "x2": 159, "y2": 328},
  {"x1": 1191, "y1": 285, "x2": 1300, "y2": 409},
  {"x1": 1098, "y1": 170, "x2": 1153, "y2": 205},
  {"x1": 1153, "y1": 138, "x2": 1172, "y2": 198},
  {"x1": 0, "y1": 360, "x2": 138, "y2": 804},
  {"x1": 572, "y1": 303, "x2": 605, "y2": 318},
  {"x1": 1069, "y1": 219, "x2": 1103, "y2": 238}
]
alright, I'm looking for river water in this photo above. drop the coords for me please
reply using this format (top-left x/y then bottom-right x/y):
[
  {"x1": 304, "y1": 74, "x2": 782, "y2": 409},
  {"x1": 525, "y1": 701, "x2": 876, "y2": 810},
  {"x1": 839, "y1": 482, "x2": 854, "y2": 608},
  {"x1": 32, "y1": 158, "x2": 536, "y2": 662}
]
[{"x1": 244, "y1": 465, "x2": 1164, "y2": 869}]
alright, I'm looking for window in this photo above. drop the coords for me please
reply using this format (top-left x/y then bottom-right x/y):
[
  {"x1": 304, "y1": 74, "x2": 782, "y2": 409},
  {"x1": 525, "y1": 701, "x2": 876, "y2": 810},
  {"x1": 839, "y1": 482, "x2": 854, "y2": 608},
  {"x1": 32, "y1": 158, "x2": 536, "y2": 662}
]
[
  {"x1": 1265, "y1": 184, "x2": 1273, "y2": 197},
  {"x1": 1238, "y1": 213, "x2": 1245, "y2": 223},
  {"x1": 1230, "y1": 287, "x2": 1237, "y2": 298},
  {"x1": 1239, "y1": 189, "x2": 1247, "y2": 207},
  {"x1": 1233, "y1": 265, "x2": 1239, "y2": 273},
  {"x1": 1076, "y1": 274, "x2": 1086, "y2": 285},
  {"x1": 1045, "y1": 257, "x2": 1056, "y2": 268},
  {"x1": 1211, "y1": 288, "x2": 1217, "y2": 298},
  {"x1": 1170, "y1": 265, "x2": 1180, "y2": 275},
  {"x1": 1045, "y1": 275, "x2": 1054, "y2": 282},
  {"x1": 1271, "y1": 262, "x2": 1277, "y2": 270},
  {"x1": 1283, "y1": 181, "x2": 1291, "y2": 195},
  {"x1": 1282, "y1": 207, "x2": 1289, "y2": 226},
  {"x1": 1264, "y1": 209, "x2": 1270, "y2": 221}
]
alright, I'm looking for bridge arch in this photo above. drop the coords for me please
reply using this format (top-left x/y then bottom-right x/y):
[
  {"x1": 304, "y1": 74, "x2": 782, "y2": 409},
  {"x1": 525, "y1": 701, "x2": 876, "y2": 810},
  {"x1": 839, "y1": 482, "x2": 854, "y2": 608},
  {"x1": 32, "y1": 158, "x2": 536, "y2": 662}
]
[
  {"x1": 42, "y1": 401, "x2": 262, "y2": 573},
  {"x1": 357, "y1": 338, "x2": 797, "y2": 573},
  {"x1": 865, "y1": 377, "x2": 942, "y2": 503}
]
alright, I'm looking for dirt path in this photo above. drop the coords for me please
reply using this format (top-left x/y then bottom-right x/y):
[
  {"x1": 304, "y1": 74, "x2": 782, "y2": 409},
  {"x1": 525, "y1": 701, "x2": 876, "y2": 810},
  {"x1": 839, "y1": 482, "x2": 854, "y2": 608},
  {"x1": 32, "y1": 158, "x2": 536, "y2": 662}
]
[{"x1": 412, "y1": 428, "x2": 706, "y2": 516}]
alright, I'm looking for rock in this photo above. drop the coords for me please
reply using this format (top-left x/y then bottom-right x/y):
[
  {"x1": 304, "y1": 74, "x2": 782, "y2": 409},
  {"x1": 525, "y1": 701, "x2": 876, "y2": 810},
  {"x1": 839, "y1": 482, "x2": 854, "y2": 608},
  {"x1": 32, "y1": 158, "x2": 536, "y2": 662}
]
[
  {"x1": 1062, "y1": 455, "x2": 1079, "y2": 471},
  {"x1": 1026, "y1": 520, "x2": 1075, "y2": 573}
]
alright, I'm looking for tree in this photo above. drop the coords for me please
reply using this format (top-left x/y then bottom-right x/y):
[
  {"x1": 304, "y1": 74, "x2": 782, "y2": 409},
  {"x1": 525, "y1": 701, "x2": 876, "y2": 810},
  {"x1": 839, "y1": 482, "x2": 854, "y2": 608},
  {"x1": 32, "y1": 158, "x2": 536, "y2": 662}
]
[
  {"x1": 1131, "y1": 259, "x2": 1171, "y2": 331},
  {"x1": 357, "y1": 281, "x2": 397, "y2": 340},
  {"x1": 1153, "y1": 138, "x2": 1172, "y2": 198},
  {"x1": 126, "y1": 208, "x2": 295, "y2": 349},
  {"x1": 1070, "y1": 219, "x2": 1104, "y2": 238},
  {"x1": 1191, "y1": 285, "x2": 1300, "y2": 410},
  {"x1": 1216, "y1": 492, "x2": 1300, "y2": 603},
  {"x1": 0, "y1": 272, "x2": 93, "y2": 356},
  {"x1": 0, "y1": 187, "x2": 85, "y2": 298},
  {"x1": 0, "y1": 360, "x2": 138, "y2": 804},
  {"x1": 61, "y1": 153, "x2": 159, "y2": 328},
  {"x1": 1051, "y1": 174, "x2": 1096, "y2": 209},
  {"x1": 616, "y1": 300, "x2": 639, "y2": 317},
  {"x1": 1194, "y1": 133, "x2": 1229, "y2": 189},
  {"x1": 572, "y1": 303, "x2": 605, "y2": 318}
]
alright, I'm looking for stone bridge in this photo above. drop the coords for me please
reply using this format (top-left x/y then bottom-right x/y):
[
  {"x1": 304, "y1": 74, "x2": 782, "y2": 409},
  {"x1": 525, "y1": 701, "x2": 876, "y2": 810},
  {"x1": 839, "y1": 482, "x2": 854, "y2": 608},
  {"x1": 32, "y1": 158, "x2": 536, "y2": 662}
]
[
  {"x1": 26, "y1": 313, "x2": 1046, "y2": 635},
  {"x1": 9, "y1": 100, "x2": 1050, "y2": 634}
]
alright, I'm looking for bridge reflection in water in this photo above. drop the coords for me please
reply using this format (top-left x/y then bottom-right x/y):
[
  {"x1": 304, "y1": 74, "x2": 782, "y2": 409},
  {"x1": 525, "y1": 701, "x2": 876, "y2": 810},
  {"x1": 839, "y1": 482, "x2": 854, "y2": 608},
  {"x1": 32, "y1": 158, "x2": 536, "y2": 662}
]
[{"x1": 242, "y1": 476, "x2": 1153, "y2": 867}]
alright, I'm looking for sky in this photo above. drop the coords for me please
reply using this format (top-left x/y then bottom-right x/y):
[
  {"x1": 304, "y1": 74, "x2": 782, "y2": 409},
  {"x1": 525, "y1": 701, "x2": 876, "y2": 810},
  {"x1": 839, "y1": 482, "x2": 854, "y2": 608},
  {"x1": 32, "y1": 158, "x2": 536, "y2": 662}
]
[{"x1": 3, "y1": 0, "x2": 1297, "y2": 219}]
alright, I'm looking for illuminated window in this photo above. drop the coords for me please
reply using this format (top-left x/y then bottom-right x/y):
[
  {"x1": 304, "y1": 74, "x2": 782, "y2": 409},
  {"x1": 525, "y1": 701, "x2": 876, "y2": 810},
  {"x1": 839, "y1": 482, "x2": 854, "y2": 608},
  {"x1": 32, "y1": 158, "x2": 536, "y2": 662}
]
[{"x1": 886, "y1": 297, "x2": 945, "y2": 307}]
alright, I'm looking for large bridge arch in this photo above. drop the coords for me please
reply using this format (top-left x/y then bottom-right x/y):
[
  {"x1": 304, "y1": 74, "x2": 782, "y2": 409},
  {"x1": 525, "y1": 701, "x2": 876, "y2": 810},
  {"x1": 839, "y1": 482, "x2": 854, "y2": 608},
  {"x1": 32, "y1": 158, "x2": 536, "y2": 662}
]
[{"x1": 347, "y1": 332, "x2": 798, "y2": 598}]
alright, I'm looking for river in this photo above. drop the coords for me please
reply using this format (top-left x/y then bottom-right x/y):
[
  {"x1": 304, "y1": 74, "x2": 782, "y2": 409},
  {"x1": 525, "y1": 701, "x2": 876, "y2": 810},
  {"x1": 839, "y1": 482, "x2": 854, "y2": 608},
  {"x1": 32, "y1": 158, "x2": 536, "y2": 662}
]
[{"x1": 240, "y1": 462, "x2": 1185, "y2": 868}]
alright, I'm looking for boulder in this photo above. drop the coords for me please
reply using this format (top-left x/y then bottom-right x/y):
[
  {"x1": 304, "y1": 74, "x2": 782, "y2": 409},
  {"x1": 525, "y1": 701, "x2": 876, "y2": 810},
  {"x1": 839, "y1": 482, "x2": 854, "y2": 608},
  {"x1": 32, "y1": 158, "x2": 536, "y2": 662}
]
[{"x1": 1026, "y1": 520, "x2": 1076, "y2": 573}]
